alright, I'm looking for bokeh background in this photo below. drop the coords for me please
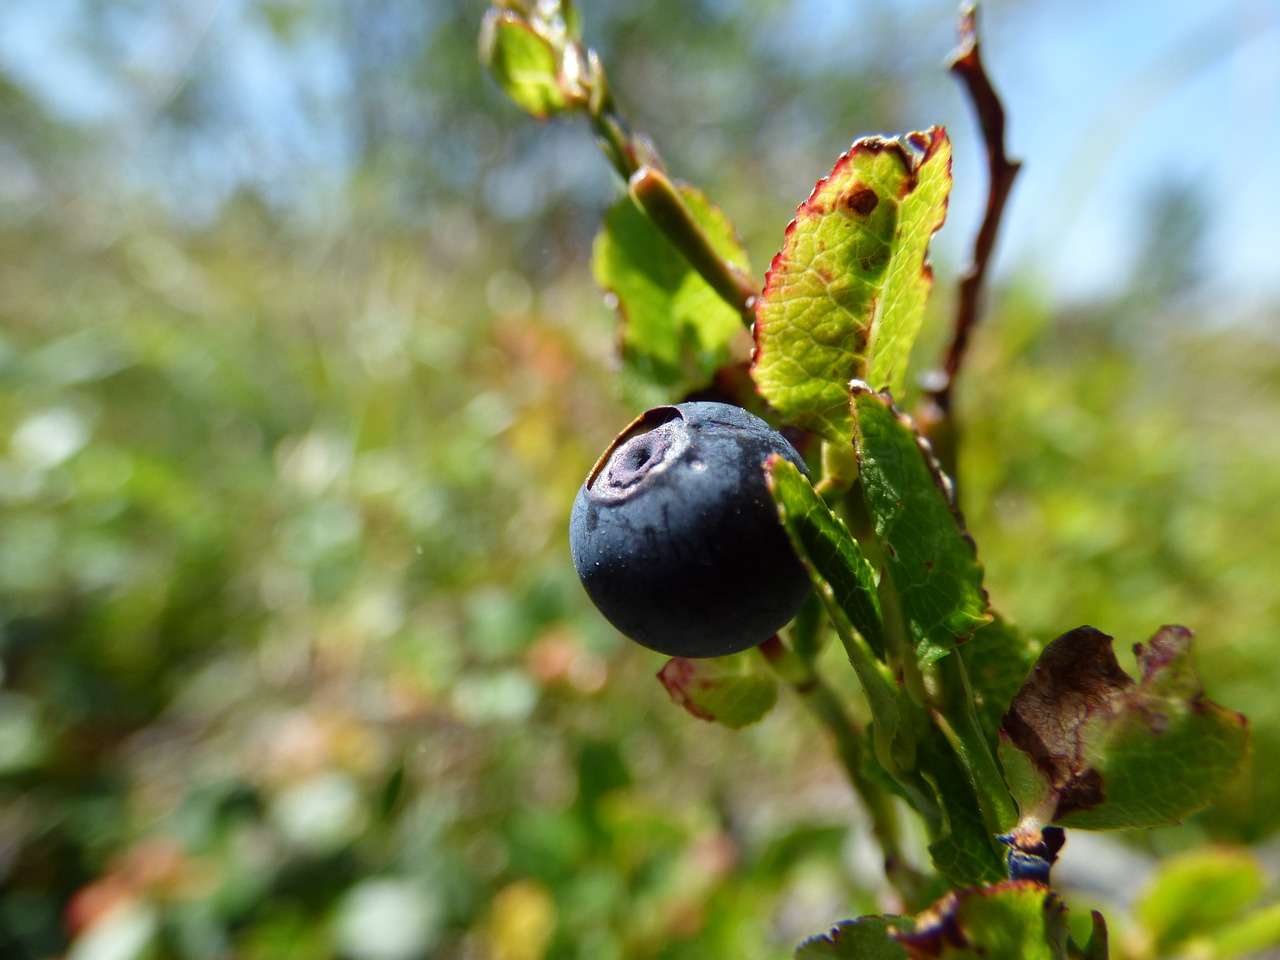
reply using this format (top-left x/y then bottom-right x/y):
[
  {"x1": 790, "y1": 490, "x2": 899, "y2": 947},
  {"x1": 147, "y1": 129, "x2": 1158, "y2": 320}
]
[{"x1": 2, "y1": 1, "x2": 1278, "y2": 958}]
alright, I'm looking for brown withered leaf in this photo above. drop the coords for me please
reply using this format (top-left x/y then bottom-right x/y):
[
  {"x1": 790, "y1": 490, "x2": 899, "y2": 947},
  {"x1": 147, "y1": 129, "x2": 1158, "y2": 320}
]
[
  {"x1": 999, "y1": 625, "x2": 1248, "y2": 830},
  {"x1": 1000, "y1": 626, "x2": 1127, "y2": 818}
]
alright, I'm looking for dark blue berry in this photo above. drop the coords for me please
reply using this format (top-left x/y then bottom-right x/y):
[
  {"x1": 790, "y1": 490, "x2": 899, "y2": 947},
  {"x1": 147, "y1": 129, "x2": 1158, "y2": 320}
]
[{"x1": 570, "y1": 402, "x2": 812, "y2": 658}]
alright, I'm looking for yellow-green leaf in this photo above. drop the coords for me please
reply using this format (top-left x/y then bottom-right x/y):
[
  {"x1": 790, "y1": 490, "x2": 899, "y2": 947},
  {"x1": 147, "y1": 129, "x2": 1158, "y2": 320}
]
[
  {"x1": 753, "y1": 129, "x2": 950, "y2": 441},
  {"x1": 656, "y1": 652, "x2": 777, "y2": 729},
  {"x1": 1135, "y1": 847, "x2": 1266, "y2": 957}
]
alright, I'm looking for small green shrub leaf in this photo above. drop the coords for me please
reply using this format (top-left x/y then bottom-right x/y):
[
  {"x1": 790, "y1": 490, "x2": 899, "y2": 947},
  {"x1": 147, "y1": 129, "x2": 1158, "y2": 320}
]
[
  {"x1": 753, "y1": 129, "x2": 950, "y2": 441},
  {"x1": 656, "y1": 652, "x2": 777, "y2": 728},
  {"x1": 798, "y1": 884, "x2": 1083, "y2": 960},
  {"x1": 592, "y1": 183, "x2": 751, "y2": 404},
  {"x1": 853, "y1": 387, "x2": 989, "y2": 662},
  {"x1": 1135, "y1": 847, "x2": 1267, "y2": 957},
  {"x1": 1000, "y1": 625, "x2": 1249, "y2": 829},
  {"x1": 766, "y1": 456, "x2": 883, "y2": 654},
  {"x1": 479, "y1": 11, "x2": 570, "y2": 118},
  {"x1": 893, "y1": 883, "x2": 1073, "y2": 960},
  {"x1": 796, "y1": 916, "x2": 910, "y2": 960},
  {"x1": 961, "y1": 615, "x2": 1040, "y2": 748},
  {"x1": 1204, "y1": 902, "x2": 1280, "y2": 960},
  {"x1": 919, "y1": 731, "x2": 1008, "y2": 885},
  {"x1": 768, "y1": 456, "x2": 901, "y2": 744}
]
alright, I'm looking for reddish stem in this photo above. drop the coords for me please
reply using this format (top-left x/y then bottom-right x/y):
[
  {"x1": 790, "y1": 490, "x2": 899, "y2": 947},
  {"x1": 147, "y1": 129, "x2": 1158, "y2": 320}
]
[{"x1": 930, "y1": 4, "x2": 1022, "y2": 417}]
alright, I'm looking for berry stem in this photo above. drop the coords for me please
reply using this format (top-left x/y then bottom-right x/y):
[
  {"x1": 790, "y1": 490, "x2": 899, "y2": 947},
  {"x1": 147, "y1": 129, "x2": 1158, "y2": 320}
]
[
  {"x1": 815, "y1": 441, "x2": 861, "y2": 502},
  {"x1": 823, "y1": 610, "x2": 939, "y2": 829},
  {"x1": 877, "y1": 570, "x2": 926, "y2": 708}
]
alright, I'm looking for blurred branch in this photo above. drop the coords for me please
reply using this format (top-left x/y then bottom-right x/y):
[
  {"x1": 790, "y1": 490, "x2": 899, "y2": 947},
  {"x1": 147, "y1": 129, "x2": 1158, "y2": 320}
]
[
  {"x1": 922, "y1": 4, "x2": 1021, "y2": 471},
  {"x1": 758, "y1": 635, "x2": 927, "y2": 907}
]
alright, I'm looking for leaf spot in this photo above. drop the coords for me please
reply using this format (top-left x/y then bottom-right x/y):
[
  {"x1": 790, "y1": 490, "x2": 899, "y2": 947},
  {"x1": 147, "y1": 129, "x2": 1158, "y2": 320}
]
[{"x1": 842, "y1": 184, "x2": 879, "y2": 217}]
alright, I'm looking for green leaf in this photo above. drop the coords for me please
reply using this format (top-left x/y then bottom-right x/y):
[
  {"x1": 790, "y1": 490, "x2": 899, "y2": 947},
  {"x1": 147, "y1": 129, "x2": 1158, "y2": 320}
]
[
  {"x1": 1134, "y1": 847, "x2": 1265, "y2": 957},
  {"x1": 853, "y1": 387, "x2": 989, "y2": 662},
  {"x1": 961, "y1": 615, "x2": 1039, "y2": 748},
  {"x1": 796, "y1": 916, "x2": 910, "y2": 960},
  {"x1": 592, "y1": 183, "x2": 751, "y2": 404},
  {"x1": 1076, "y1": 912, "x2": 1111, "y2": 960},
  {"x1": 766, "y1": 456, "x2": 883, "y2": 654},
  {"x1": 1206, "y1": 902, "x2": 1280, "y2": 960},
  {"x1": 656, "y1": 652, "x2": 777, "y2": 729},
  {"x1": 919, "y1": 731, "x2": 1007, "y2": 886},
  {"x1": 893, "y1": 884, "x2": 1072, "y2": 960},
  {"x1": 768, "y1": 457, "x2": 901, "y2": 751},
  {"x1": 479, "y1": 11, "x2": 570, "y2": 118},
  {"x1": 1000, "y1": 625, "x2": 1249, "y2": 829},
  {"x1": 753, "y1": 129, "x2": 951, "y2": 442},
  {"x1": 797, "y1": 885, "x2": 1083, "y2": 960}
]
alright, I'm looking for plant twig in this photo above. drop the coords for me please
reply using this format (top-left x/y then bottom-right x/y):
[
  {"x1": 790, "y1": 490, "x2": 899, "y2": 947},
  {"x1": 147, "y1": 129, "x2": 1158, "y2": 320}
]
[
  {"x1": 925, "y1": 3, "x2": 1021, "y2": 421},
  {"x1": 580, "y1": 39, "x2": 758, "y2": 326},
  {"x1": 482, "y1": 3, "x2": 760, "y2": 325}
]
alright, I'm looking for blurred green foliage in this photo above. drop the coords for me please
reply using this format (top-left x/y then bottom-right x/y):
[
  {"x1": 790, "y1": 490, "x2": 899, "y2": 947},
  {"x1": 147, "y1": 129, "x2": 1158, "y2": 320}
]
[{"x1": 1, "y1": 1, "x2": 1278, "y2": 958}]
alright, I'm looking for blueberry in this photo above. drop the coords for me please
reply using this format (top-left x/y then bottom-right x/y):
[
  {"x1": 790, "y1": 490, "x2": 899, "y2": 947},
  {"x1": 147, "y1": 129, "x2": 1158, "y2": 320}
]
[{"x1": 570, "y1": 401, "x2": 812, "y2": 658}]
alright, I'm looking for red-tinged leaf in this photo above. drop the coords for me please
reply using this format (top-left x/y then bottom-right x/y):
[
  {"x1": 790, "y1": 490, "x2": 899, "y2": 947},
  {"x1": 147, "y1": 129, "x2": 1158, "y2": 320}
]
[
  {"x1": 657, "y1": 652, "x2": 777, "y2": 729},
  {"x1": 796, "y1": 916, "x2": 911, "y2": 960},
  {"x1": 796, "y1": 883, "x2": 1086, "y2": 960},
  {"x1": 753, "y1": 129, "x2": 951, "y2": 442}
]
